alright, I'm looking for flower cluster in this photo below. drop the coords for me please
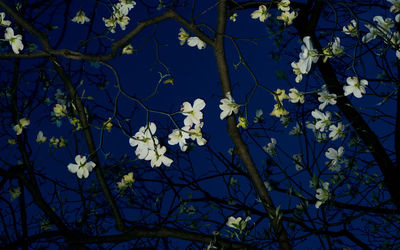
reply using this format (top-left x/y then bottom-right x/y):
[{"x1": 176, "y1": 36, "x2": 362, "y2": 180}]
[
  {"x1": 130, "y1": 122, "x2": 172, "y2": 167},
  {"x1": 103, "y1": 0, "x2": 136, "y2": 33},
  {"x1": 67, "y1": 155, "x2": 96, "y2": 179},
  {"x1": 178, "y1": 28, "x2": 206, "y2": 50},
  {"x1": 263, "y1": 138, "x2": 277, "y2": 156},
  {"x1": 168, "y1": 99, "x2": 207, "y2": 152}
]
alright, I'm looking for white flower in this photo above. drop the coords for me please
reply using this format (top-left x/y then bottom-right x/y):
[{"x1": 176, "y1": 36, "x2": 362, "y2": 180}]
[
  {"x1": 323, "y1": 37, "x2": 344, "y2": 62},
  {"x1": 116, "y1": 15, "x2": 130, "y2": 30},
  {"x1": 288, "y1": 88, "x2": 304, "y2": 104},
  {"x1": 277, "y1": 0, "x2": 291, "y2": 12},
  {"x1": 103, "y1": 16, "x2": 117, "y2": 33},
  {"x1": 263, "y1": 138, "x2": 277, "y2": 156},
  {"x1": 145, "y1": 144, "x2": 173, "y2": 167},
  {"x1": 53, "y1": 104, "x2": 67, "y2": 117},
  {"x1": 168, "y1": 126, "x2": 190, "y2": 151},
  {"x1": 71, "y1": 10, "x2": 90, "y2": 24},
  {"x1": 226, "y1": 216, "x2": 251, "y2": 231},
  {"x1": 251, "y1": 5, "x2": 271, "y2": 22},
  {"x1": 388, "y1": 0, "x2": 400, "y2": 13},
  {"x1": 254, "y1": 109, "x2": 264, "y2": 123},
  {"x1": 36, "y1": 131, "x2": 47, "y2": 143},
  {"x1": 219, "y1": 92, "x2": 239, "y2": 120},
  {"x1": 291, "y1": 61, "x2": 303, "y2": 83},
  {"x1": 315, "y1": 182, "x2": 330, "y2": 208},
  {"x1": 277, "y1": 10, "x2": 297, "y2": 26},
  {"x1": 293, "y1": 154, "x2": 303, "y2": 171},
  {"x1": 362, "y1": 16, "x2": 394, "y2": 43},
  {"x1": 67, "y1": 155, "x2": 96, "y2": 179},
  {"x1": 188, "y1": 122, "x2": 207, "y2": 146},
  {"x1": 343, "y1": 76, "x2": 368, "y2": 98},
  {"x1": 343, "y1": 19, "x2": 357, "y2": 37},
  {"x1": 311, "y1": 110, "x2": 331, "y2": 132},
  {"x1": 178, "y1": 28, "x2": 189, "y2": 45},
  {"x1": 13, "y1": 118, "x2": 30, "y2": 135},
  {"x1": 325, "y1": 146, "x2": 344, "y2": 171},
  {"x1": 317, "y1": 87, "x2": 337, "y2": 110},
  {"x1": 4, "y1": 27, "x2": 23, "y2": 54},
  {"x1": 129, "y1": 122, "x2": 158, "y2": 159},
  {"x1": 299, "y1": 36, "x2": 319, "y2": 74},
  {"x1": 119, "y1": 0, "x2": 136, "y2": 14},
  {"x1": 0, "y1": 12, "x2": 11, "y2": 27},
  {"x1": 181, "y1": 98, "x2": 205, "y2": 126},
  {"x1": 328, "y1": 122, "x2": 345, "y2": 140},
  {"x1": 187, "y1": 37, "x2": 206, "y2": 50}
]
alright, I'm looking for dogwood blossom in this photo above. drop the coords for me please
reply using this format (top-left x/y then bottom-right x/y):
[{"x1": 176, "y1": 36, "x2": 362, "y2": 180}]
[
  {"x1": 53, "y1": 104, "x2": 67, "y2": 117},
  {"x1": 263, "y1": 138, "x2": 277, "y2": 156},
  {"x1": 103, "y1": 16, "x2": 117, "y2": 33},
  {"x1": 168, "y1": 126, "x2": 190, "y2": 151},
  {"x1": 289, "y1": 122, "x2": 303, "y2": 135},
  {"x1": 181, "y1": 98, "x2": 205, "y2": 126},
  {"x1": 322, "y1": 37, "x2": 344, "y2": 62},
  {"x1": 291, "y1": 61, "x2": 303, "y2": 83},
  {"x1": 145, "y1": 144, "x2": 173, "y2": 167},
  {"x1": 343, "y1": 20, "x2": 357, "y2": 37},
  {"x1": 293, "y1": 153, "x2": 303, "y2": 171},
  {"x1": 0, "y1": 12, "x2": 11, "y2": 27},
  {"x1": 317, "y1": 87, "x2": 337, "y2": 110},
  {"x1": 274, "y1": 89, "x2": 289, "y2": 102},
  {"x1": 343, "y1": 76, "x2": 368, "y2": 98},
  {"x1": 311, "y1": 110, "x2": 331, "y2": 132},
  {"x1": 117, "y1": 172, "x2": 135, "y2": 190},
  {"x1": 71, "y1": 10, "x2": 90, "y2": 24},
  {"x1": 230, "y1": 13, "x2": 238, "y2": 22},
  {"x1": 315, "y1": 182, "x2": 330, "y2": 208},
  {"x1": 388, "y1": 0, "x2": 400, "y2": 22},
  {"x1": 178, "y1": 28, "x2": 190, "y2": 45},
  {"x1": 251, "y1": 5, "x2": 270, "y2": 22},
  {"x1": 362, "y1": 16, "x2": 394, "y2": 43},
  {"x1": 328, "y1": 122, "x2": 345, "y2": 140},
  {"x1": 226, "y1": 216, "x2": 251, "y2": 231},
  {"x1": 4, "y1": 27, "x2": 23, "y2": 54},
  {"x1": 187, "y1": 37, "x2": 206, "y2": 50},
  {"x1": 36, "y1": 131, "x2": 47, "y2": 143},
  {"x1": 13, "y1": 118, "x2": 30, "y2": 135},
  {"x1": 219, "y1": 92, "x2": 239, "y2": 120},
  {"x1": 277, "y1": 10, "x2": 297, "y2": 25},
  {"x1": 129, "y1": 122, "x2": 158, "y2": 159},
  {"x1": 67, "y1": 155, "x2": 96, "y2": 179},
  {"x1": 122, "y1": 44, "x2": 134, "y2": 54},
  {"x1": 325, "y1": 146, "x2": 344, "y2": 171},
  {"x1": 289, "y1": 88, "x2": 305, "y2": 104},
  {"x1": 237, "y1": 117, "x2": 248, "y2": 129},
  {"x1": 299, "y1": 36, "x2": 319, "y2": 74},
  {"x1": 277, "y1": 0, "x2": 291, "y2": 12},
  {"x1": 270, "y1": 104, "x2": 289, "y2": 117},
  {"x1": 188, "y1": 122, "x2": 207, "y2": 146}
]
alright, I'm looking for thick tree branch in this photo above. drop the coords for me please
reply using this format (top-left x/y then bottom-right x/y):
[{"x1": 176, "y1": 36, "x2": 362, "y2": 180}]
[{"x1": 213, "y1": 0, "x2": 292, "y2": 249}]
